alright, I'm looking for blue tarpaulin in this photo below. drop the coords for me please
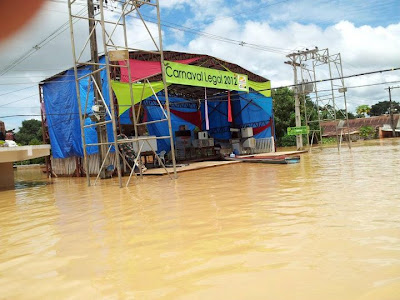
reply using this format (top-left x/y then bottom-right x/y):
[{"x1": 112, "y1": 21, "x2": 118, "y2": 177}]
[
  {"x1": 201, "y1": 100, "x2": 231, "y2": 141},
  {"x1": 232, "y1": 90, "x2": 273, "y2": 138},
  {"x1": 142, "y1": 91, "x2": 273, "y2": 153},
  {"x1": 144, "y1": 94, "x2": 197, "y2": 153},
  {"x1": 43, "y1": 62, "x2": 274, "y2": 158},
  {"x1": 43, "y1": 58, "x2": 113, "y2": 158}
]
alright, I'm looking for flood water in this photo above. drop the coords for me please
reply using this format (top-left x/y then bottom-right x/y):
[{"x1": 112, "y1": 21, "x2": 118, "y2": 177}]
[{"x1": 1, "y1": 139, "x2": 400, "y2": 299}]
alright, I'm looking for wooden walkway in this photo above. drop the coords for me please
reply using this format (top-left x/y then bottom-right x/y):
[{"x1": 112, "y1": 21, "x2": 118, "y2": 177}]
[{"x1": 143, "y1": 150, "x2": 306, "y2": 176}]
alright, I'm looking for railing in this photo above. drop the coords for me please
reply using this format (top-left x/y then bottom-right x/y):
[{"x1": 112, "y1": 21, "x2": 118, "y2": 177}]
[{"x1": 253, "y1": 137, "x2": 275, "y2": 154}]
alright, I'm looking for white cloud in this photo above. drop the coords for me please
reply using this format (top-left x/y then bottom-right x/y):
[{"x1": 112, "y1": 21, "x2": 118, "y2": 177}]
[
  {"x1": 159, "y1": 0, "x2": 191, "y2": 9},
  {"x1": 171, "y1": 18, "x2": 400, "y2": 112},
  {"x1": 0, "y1": 1, "x2": 162, "y2": 130}
]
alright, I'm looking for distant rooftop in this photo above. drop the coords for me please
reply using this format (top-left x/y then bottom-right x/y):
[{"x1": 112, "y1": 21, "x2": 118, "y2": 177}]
[{"x1": 321, "y1": 114, "x2": 400, "y2": 136}]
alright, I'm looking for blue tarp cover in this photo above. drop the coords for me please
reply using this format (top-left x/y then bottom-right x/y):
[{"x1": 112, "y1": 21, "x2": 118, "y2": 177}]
[
  {"x1": 232, "y1": 90, "x2": 273, "y2": 138},
  {"x1": 43, "y1": 58, "x2": 113, "y2": 158},
  {"x1": 144, "y1": 95, "x2": 197, "y2": 153},
  {"x1": 43, "y1": 64, "x2": 273, "y2": 158}
]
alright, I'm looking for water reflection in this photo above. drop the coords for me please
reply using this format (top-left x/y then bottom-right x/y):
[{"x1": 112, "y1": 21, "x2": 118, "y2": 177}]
[{"x1": 0, "y1": 139, "x2": 399, "y2": 299}]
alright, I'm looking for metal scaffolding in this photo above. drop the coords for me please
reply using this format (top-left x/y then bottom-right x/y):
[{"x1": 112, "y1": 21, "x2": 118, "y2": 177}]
[
  {"x1": 67, "y1": 0, "x2": 177, "y2": 187},
  {"x1": 286, "y1": 47, "x2": 351, "y2": 150}
]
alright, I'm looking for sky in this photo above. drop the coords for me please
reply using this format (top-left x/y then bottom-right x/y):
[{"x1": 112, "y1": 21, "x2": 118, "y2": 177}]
[{"x1": 0, "y1": 0, "x2": 399, "y2": 131}]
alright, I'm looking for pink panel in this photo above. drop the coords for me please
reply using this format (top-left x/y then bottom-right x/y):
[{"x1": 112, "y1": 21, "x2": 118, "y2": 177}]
[{"x1": 119, "y1": 57, "x2": 201, "y2": 83}]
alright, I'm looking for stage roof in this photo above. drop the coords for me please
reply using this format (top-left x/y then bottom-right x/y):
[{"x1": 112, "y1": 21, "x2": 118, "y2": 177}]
[{"x1": 41, "y1": 50, "x2": 270, "y2": 99}]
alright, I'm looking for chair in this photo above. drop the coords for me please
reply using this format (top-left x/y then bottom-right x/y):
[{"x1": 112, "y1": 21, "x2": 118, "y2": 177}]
[
  {"x1": 154, "y1": 150, "x2": 166, "y2": 167},
  {"x1": 105, "y1": 164, "x2": 114, "y2": 178}
]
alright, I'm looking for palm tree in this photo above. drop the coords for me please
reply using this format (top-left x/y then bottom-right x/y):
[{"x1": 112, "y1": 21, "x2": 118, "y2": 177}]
[{"x1": 356, "y1": 105, "x2": 371, "y2": 118}]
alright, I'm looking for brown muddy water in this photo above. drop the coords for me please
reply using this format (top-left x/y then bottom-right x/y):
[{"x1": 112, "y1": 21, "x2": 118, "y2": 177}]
[{"x1": 1, "y1": 139, "x2": 400, "y2": 300}]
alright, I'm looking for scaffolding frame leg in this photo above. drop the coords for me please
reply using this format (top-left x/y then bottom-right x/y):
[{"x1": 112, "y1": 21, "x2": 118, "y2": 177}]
[{"x1": 67, "y1": 0, "x2": 177, "y2": 187}]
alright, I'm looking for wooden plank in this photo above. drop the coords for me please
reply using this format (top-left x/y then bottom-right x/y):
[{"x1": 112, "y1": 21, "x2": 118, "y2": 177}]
[
  {"x1": 238, "y1": 150, "x2": 307, "y2": 158},
  {"x1": 143, "y1": 160, "x2": 240, "y2": 176}
]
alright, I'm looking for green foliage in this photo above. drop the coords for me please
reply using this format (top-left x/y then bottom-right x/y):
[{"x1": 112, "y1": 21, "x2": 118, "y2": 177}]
[
  {"x1": 337, "y1": 109, "x2": 356, "y2": 119},
  {"x1": 15, "y1": 157, "x2": 45, "y2": 165},
  {"x1": 277, "y1": 134, "x2": 296, "y2": 147},
  {"x1": 14, "y1": 119, "x2": 43, "y2": 146},
  {"x1": 272, "y1": 87, "x2": 295, "y2": 140},
  {"x1": 29, "y1": 138, "x2": 42, "y2": 145},
  {"x1": 356, "y1": 105, "x2": 371, "y2": 117},
  {"x1": 369, "y1": 101, "x2": 400, "y2": 116},
  {"x1": 273, "y1": 87, "x2": 323, "y2": 146},
  {"x1": 13, "y1": 120, "x2": 45, "y2": 165},
  {"x1": 347, "y1": 111, "x2": 356, "y2": 119},
  {"x1": 321, "y1": 137, "x2": 337, "y2": 145},
  {"x1": 277, "y1": 134, "x2": 308, "y2": 147},
  {"x1": 359, "y1": 126, "x2": 375, "y2": 139},
  {"x1": 272, "y1": 88, "x2": 356, "y2": 147},
  {"x1": 301, "y1": 96, "x2": 320, "y2": 133}
]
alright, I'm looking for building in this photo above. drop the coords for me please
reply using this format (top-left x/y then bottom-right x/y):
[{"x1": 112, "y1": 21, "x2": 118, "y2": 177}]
[
  {"x1": 321, "y1": 114, "x2": 400, "y2": 140},
  {"x1": 39, "y1": 51, "x2": 275, "y2": 176},
  {"x1": 0, "y1": 120, "x2": 5, "y2": 140},
  {"x1": 0, "y1": 120, "x2": 5, "y2": 133}
]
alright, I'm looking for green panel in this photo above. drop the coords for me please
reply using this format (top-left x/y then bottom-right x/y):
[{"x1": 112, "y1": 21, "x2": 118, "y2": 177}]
[
  {"x1": 248, "y1": 80, "x2": 271, "y2": 97},
  {"x1": 287, "y1": 126, "x2": 309, "y2": 135},
  {"x1": 111, "y1": 81, "x2": 167, "y2": 116},
  {"x1": 164, "y1": 61, "x2": 249, "y2": 92}
]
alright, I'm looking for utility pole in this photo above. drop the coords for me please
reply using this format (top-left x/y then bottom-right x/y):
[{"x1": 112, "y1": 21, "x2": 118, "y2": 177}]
[
  {"x1": 293, "y1": 60, "x2": 303, "y2": 150},
  {"x1": 285, "y1": 48, "x2": 320, "y2": 150},
  {"x1": 286, "y1": 47, "x2": 351, "y2": 151},
  {"x1": 87, "y1": 0, "x2": 107, "y2": 178},
  {"x1": 386, "y1": 86, "x2": 400, "y2": 137},
  {"x1": 284, "y1": 59, "x2": 303, "y2": 150}
]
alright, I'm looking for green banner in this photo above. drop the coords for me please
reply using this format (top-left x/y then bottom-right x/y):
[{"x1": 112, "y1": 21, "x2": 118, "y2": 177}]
[
  {"x1": 287, "y1": 126, "x2": 309, "y2": 135},
  {"x1": 164, "y1": 61, "x2": 249, "y2": 92}
]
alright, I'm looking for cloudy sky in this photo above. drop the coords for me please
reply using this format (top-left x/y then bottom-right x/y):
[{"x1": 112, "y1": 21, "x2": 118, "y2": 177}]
[{"x1": 0, "y1": 0, "x2": 399, "y2": 130}]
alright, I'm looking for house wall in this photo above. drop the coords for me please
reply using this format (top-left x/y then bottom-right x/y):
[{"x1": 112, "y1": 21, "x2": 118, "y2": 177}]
[{"x1": 0, "y1": 120, "x2": 5, "y2": 135}]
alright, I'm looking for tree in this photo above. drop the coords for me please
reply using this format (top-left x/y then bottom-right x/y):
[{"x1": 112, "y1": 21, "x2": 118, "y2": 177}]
[
  {"x1": 14, "y1": 119, "x2": 43, "y2": 145},
  {"x1": 356, "y1": 105, "x2": 371, "y2": 118},
  {"x1": 272, "y1": 87, "x2": 296, "y2": 141},
  {"x1": 369, "y1": 101, "x2": 400, "y2": 116},
  {"x1": 336, "y1": 109, "x2": 356, "y2": 119},
  {"x1": 347, "y1": 111, "x2": 356, "y2": 119},
  {"x1": 359, "y1": 126, "x2": 375, "y2": 139},
  {"x1": 272, "y1": 88, "x2": 318, "y2": 146},
  {"x1": 273, "y1": 88, "x2": 357, "y2": 146}
]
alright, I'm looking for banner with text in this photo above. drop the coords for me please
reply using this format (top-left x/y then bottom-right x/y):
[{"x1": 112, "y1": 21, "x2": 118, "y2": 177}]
[
  {"x1": 164, "y1": 61, "x2": 249, "y2": 92},
  {"x1": 287, "y1": 126, "x2": 309, "y2": 136}
]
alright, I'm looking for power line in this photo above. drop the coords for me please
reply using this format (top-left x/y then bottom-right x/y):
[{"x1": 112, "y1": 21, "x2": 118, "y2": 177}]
[
  {"x1": 0, "y1": 64, "x2": 398, "y2": 87},
  {"x1": 1, "y1": 75, "x2": 399, "y2": 111},
  {"x1": 269, "y1": 0, "x2": 399, "y2": 27},
  {"x1": 129, "y1": 14, "x2": 291, "y2": 54},
  {"x1": 0, "y1": 85, "x2": 36, "y2": 97},
  {"x1": 3, "y1": 0, "x2": 394, "y2": 81},
  {"x1": 0, "y1": 8, "x2": 87, "y2": 77},
  {"x1": 154, "y1": 0, "x2": 398, "y2": 53},
  {"x1": 0, "y1": 94, "x2": 38, "y2": 108},
  {"x1": 202, "y1": 0, "x2": 291, "y2": 23},
  {"x1": 0, "y1": 113, "x2": 79, "y2": 118}
]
